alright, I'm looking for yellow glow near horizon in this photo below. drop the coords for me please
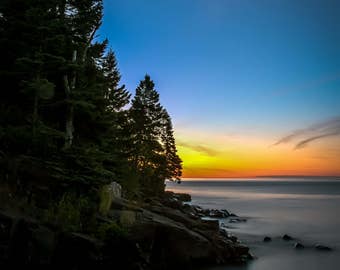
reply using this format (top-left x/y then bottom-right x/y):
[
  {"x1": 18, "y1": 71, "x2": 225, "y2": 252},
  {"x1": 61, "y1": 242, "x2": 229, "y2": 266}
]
[{"x1": 175, "y1": 129, "x2": 340, "y2": 178}]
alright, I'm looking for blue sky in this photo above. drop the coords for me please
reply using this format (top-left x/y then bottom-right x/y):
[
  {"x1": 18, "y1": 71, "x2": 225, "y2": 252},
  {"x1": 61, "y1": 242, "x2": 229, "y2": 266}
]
[{"x1": 98, "y1": 0, "x2": 340, "y2": 177}]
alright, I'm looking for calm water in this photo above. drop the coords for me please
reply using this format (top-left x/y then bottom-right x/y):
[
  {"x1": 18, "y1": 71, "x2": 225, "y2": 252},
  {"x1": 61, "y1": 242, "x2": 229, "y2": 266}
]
[{"x1": 166, "y1": 178, "x2": 340, "y2": 270}]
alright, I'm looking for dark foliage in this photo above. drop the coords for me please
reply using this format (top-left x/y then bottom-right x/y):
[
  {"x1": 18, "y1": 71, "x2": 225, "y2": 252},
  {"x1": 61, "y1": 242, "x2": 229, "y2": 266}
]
[{"x1": 0, "y1": 0, "x2": 182, "y2": 208}]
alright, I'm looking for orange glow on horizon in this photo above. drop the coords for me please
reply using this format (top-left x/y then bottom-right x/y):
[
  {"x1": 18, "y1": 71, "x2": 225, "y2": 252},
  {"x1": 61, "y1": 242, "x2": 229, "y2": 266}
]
[{"x1": 175, "y1": 129, "x2": 340, "y2": 179}]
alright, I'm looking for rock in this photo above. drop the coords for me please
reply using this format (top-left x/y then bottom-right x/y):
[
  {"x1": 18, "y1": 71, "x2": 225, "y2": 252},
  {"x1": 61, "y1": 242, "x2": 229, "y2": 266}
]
[
  {"x1": 263, "y1": 236, "x2": 272, "y2": 242},
  {"x1": 0, "y1": 197, "x2": 249, "y2": 268},
  {"x1": 200, "y1": 219, "x2": 220, "y2": 231},
  {"x1": 53, "y1": 232, "x2": 103, "y2": 267},
  {"x1": 315, "y1": 244, "x2": 332, "y2": 251},
  {"x1": 204, "y1": 209, "x2": 230, "y2": 218},
  {"x1": 119, "y1": 210, "x2": 137, "y2": 227},
  {"x1": 192, "y1": 205, "x2": 203, "y2": 213},
  {"x1": 30, "y1": 226, "x2": 56, "y2": 263},
  {"x1": 294, "y1": 242, "x2": 304, "y2": 249},
  {"x1": 282, "y1": 234, "x2": 294, "y2": 241},
  {"x1": 229, "y1": 218, "x2": 247, "y2": 223},
  {"x1": 181, "y1": 204, "x2": 200, "y2": 218},
  {"x1": 148, "y1": 205, "x2": 198, "y2": 229},
  {"x1": 99, "y1": 181, "x2": 122, "y2": 215},
  {"x1": 0, "y1": 211, "x2": 13, "y2": 243},
  {"x1": 248, "y1": 252, "x2": 257, "y2": 260},
  {"x1": 110, "y1": 182, "x2": 122, "y2": 198},
  {"x1": 174, "y1": 193, "x2": 191, "y2": 202},
  {"x1": 8, "y1": 218, "x2": 32, "y2": 263},
  {"x1": 130, "y1": 208, "x2": 251, "y2": 268},
  {"x1": 162, "y1": 197, "x2": 183, "y2": 209},
  {"x1": 221, "y1": 209, "x2": 230, "y2": 216},
  {"x1": 110, "y1": 198, "x2": 142, "y2": 212}
]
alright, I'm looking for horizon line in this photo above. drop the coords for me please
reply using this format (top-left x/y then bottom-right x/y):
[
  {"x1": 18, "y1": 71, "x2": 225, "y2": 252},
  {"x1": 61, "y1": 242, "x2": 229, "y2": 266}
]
[{"x1": 178, "y1": 175, "x2": 340, "y2": 180}]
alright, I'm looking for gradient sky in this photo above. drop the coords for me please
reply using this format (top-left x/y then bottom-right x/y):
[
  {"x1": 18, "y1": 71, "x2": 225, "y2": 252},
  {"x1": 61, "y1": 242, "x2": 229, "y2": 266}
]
[{"x1": 99, "y1": 0, "x2": 340, "y2": 178}]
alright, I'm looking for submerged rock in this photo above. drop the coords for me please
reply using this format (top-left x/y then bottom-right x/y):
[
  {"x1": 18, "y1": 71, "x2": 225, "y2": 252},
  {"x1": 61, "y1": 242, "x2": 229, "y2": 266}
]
[
  {"x1": 282, "y1": 234, "x2": 294, "y2": 241},
  {"x1": 263, "y1": 236, "x2": 272, "y2": 242},
  {"x1": 315, "y1": 244, "x2": 332, "y2": 251},
  {"x1": 294, "y1": 242, "x2": 304, "y2": 249},
  {"x1": 229, "y1": 218, "x2": 247, "y2": 223}
]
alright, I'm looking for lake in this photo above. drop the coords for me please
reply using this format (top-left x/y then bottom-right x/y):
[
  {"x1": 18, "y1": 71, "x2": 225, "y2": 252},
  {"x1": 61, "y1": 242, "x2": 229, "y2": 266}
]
[{"x1": 166, "y1": 178, "x2": 340, "y2": 270}]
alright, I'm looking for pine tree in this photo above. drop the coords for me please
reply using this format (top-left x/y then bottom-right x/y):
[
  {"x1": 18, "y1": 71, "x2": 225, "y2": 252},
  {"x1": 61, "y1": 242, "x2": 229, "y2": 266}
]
[
  {"x1": 130, "y1": 75, "x2": 165, "y2": 195},
  {"x1": 0, "y1": 0, "x2": 65, "y2": 155},
  {"x1": 102, "y1": 49, "x2": 130, "y2": 112},
  {"x1": 60, "y1": 0, "x2": 104, "y2": 149},
  {"x1": 98, "y1": 49, "x2": 137, "y2": 195},
  {"x1": 0, "y1": 0, "x2": 115, "y2": 191},
  {"x1": 0, "y1": 0, "x2": 182, "y2": 205},
  {"x1": 160, "y1": 109, "x2": 182, "y2": 182},
  {"x1": 130, "y1": 75, "x2": 182, "y2": 195}
]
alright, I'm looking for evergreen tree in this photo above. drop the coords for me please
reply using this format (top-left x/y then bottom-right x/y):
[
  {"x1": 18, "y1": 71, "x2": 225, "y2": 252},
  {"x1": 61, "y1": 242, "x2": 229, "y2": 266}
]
[
  {"x1": 0, "y1": 0, "x2": 182, "y2": 206},
  {"x1": 130, "y1": 75, "x2": 182, "y2": 195},
  {"x1": 60, "y1": 0, "x2": 104, "y2": 149},
  {"x1": 102, "y1": 49, "x2": 130, "y2": 112},
  {"x1": 160, "y1": 109, "x2": 182, "y2": 182},
  {"x1": 99, "y1": 49, "x2": 138, "y2": 195},
  {"x1": 0, "y1": 0, "x2": 115, "y2": 192}
]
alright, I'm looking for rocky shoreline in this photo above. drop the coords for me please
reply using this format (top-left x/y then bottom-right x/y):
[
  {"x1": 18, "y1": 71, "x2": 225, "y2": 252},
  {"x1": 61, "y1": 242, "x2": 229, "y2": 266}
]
[{"x1": 0, "y1": 191, "x2": 252, "y2": 269}]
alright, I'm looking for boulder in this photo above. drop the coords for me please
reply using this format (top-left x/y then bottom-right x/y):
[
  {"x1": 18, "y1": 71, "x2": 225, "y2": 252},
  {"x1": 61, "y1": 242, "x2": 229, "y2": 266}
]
[
  {"x1": 282, "y1": 234, "x2": 294, "y2": 241},
  {"x1": 200, "y1": 219, "x2": 220, "y2": 231},
  {"x1": 129, "y1": 208, "x2": 250, "y2": 268},
  {"x1": 99, "y1": 182, "x2": 122, "y2": 215},
  {"x1": 52, "y1": 232, "x2": 103, "y2": 267},
  {"x1": 294, "y1": 242, "x2": 304, "y2": 249},
  {"x1": 229, "y1": 218, "x2": 247, "y2": 223},
  {"x1": 174, "y1": 193, "x2": 192, "y2": 202},
  {"x1": 315, "y1": 244, "x2": 332, "y2": 251},
  {"x1": 263, "y1": 236, "x2": 272, "y2": 242},
  {"x1": 203, "y1": 209, "x2": 230, "y2": 218},
  {"x1": 110, "y1": 182, "x2": 122, "y2": 198}
]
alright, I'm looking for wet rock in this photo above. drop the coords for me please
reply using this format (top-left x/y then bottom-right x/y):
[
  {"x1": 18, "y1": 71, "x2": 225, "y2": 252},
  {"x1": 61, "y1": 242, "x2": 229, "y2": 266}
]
[
  {"x1": 130, "y1": 207, "x2": 251, "y2": 268},
  {"x1": 263, "y1": 236, "x2": 272, "y2": 242},
  {"x1": 201, "y1": 209, "x2": 230, "y2": 218},
  {"x1": 294, "y1": 242, "x2": 304, "y2": 249},
  {"x1": 210, "y1": 209, "x2": 227, "y2": 218},
  {"x1": 282, "y1": 234, "x2": 294, "y2": 241},
  {"x1": 229, "y1": 218, "x2": 247, "y2": 223},
  {"x1": 221, "y1": 209, "x2": 230, "y2": 216},
  {"x1": 315, "y1": 244, "x2": 332, "y2": 251},
  {"x1": 192, "y1": 205, "x2": 203, "y2": 213},
  {"x1": 174, "y1": 193, "x2": 191, "y2": 202},
  {"x1": 200, "y1": 219, "x2": 220, "y2": 231}
]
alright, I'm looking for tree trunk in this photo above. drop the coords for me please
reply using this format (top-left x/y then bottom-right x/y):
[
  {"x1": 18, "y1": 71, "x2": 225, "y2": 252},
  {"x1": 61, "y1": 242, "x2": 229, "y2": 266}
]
[
  {"x1": 65, "y1": 103, "x2": 74, "y2": 149},
  {"x1": 63, "y1": 50, "x2": 77, "y2": 149},
  {"x1": 32, "y1": 93, "x2": 38, "y2": 138},
  {"x1": 62, "y1": 22, "x2": 99, "y2": 149}
]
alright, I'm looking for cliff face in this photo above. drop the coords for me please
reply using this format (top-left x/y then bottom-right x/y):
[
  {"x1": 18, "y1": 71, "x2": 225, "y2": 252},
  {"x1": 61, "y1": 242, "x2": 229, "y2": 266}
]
[{"x1": 0, "y1": 192, "x2": 251, "y2": 269}]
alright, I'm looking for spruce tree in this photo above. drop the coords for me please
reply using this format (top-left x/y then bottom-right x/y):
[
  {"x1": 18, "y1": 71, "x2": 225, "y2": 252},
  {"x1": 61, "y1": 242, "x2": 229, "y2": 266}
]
[
  {"x1": 130, "y1": 75, "x2": 165, "y2": 195},
  {"x1": 130, "y1": 75, "x2": 182, "y2": 195},
  {"x1": 160, "y1": 109, "x2": 182, "y2": 182}
]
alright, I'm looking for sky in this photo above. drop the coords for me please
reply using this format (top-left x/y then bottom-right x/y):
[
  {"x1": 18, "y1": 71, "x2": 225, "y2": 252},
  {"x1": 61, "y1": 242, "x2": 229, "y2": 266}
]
[{"x1": 99, "y1": 0, "x2": 340, "y2": 178}]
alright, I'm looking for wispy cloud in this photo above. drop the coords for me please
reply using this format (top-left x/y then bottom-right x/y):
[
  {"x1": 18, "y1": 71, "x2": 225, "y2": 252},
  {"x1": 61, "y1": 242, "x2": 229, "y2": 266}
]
[
  {"x1": 177, "y1": 140, "x2": 220, "y2": 156},
  {"x1": 273, "y1": 116, "x2": 340, "y2": 149}
]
